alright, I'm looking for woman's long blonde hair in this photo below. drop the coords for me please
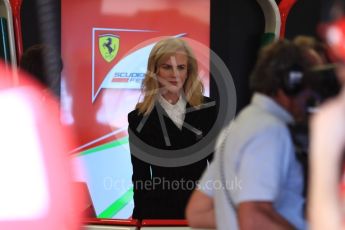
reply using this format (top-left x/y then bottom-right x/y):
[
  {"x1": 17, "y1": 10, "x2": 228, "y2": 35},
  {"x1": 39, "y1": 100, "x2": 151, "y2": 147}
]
[{"x1": 136, "y1": 37, "x2": 204, "y2": 115}]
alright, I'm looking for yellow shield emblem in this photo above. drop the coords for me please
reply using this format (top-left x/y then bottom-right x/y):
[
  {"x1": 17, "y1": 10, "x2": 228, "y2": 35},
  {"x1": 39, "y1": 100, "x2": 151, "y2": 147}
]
[{"x1": 99, "y1": 34, "x2": 119, "y2": 62}]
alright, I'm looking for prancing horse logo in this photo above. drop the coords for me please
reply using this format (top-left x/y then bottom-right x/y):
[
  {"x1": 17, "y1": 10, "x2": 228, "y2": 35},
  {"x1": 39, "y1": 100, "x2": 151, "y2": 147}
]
[{"x1": 99, "y1": 34, "x2": 119, "y2": 62}]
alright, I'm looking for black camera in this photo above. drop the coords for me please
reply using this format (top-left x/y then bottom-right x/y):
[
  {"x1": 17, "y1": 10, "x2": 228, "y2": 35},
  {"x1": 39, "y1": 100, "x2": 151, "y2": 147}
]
[{"x1": 306, "y1": 64, "x2": 341, "y2": 106}]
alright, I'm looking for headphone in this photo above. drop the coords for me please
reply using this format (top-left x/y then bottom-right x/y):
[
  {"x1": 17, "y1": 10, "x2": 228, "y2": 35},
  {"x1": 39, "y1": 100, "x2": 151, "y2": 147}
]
[{"x1": 280, "y1": 64, "x2": 306, "y2": 97}]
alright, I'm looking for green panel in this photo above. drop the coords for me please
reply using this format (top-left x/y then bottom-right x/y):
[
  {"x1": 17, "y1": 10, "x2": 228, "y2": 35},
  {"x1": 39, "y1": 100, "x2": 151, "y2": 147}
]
[
  {"x1": 97, "y1": 187, "x2": 133, "y2": 218},
  {"x1": 78, "y1": 136, "x2": 129, "y2": 156},
  {"x1": 261, "y1": 32, "x2": 276, "y2": 47}
]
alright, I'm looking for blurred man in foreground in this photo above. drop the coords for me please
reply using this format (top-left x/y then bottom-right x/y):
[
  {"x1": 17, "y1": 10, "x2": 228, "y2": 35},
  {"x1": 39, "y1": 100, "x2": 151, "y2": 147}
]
[{"x1": 308, "y1": 0, "x2": 345, "y2": 229}]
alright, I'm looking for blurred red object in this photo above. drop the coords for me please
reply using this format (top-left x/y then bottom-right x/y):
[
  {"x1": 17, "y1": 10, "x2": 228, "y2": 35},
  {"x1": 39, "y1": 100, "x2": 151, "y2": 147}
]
[
  {"x1": 319, "y1": 18, "x2": 345, "y2": 63},
  {"x1": 0, "y1": 62, "x2": 82, "y2": 230}
]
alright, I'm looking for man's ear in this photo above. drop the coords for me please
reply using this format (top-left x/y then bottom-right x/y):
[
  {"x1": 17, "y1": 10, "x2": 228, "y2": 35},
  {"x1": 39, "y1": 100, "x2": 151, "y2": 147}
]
[{"x1": 274, "y1": 88, "x2": 292, "y2": 111}]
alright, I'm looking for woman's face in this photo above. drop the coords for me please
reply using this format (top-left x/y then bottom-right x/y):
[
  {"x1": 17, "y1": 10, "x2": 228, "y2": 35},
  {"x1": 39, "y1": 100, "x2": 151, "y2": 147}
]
[{"x1": 156, "y1": 51, "x2": 188, "y2": 95}]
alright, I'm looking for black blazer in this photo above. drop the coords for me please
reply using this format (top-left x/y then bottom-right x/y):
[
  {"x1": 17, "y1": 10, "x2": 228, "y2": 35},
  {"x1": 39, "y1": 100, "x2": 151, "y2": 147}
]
[{"x1": 128, "y1": 97, "x2": 217, "y2": 219}]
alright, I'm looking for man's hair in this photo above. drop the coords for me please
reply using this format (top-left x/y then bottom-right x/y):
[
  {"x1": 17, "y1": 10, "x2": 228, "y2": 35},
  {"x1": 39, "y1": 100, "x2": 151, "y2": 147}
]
[
  {"x1": 249, "y1": 40, "x2": 312, "y2": 96},
  {"x1": 20, "y1": 44, "x2": 63, "y2": 97},
  {"x1": 20, "y1": 44, "x2": 50, "y2": 86}
]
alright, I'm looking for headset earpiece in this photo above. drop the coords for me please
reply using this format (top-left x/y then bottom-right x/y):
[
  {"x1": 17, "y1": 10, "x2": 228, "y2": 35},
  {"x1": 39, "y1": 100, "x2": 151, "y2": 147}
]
[{"x1": 281, "y1": 64, "x2": 305, "y2": 96}]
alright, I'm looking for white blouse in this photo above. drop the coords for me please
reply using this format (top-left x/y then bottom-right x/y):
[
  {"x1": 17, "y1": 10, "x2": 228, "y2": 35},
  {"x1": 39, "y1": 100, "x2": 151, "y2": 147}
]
[{"x1": 158, "y1": 94, "x2": 186, "y2": 130}]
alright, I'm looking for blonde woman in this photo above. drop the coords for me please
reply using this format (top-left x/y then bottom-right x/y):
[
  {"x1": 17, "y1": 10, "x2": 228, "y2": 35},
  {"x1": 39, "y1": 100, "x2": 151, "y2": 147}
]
[{"x1": 128, "y1": 37, "x2": 217, "y2": 219}]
